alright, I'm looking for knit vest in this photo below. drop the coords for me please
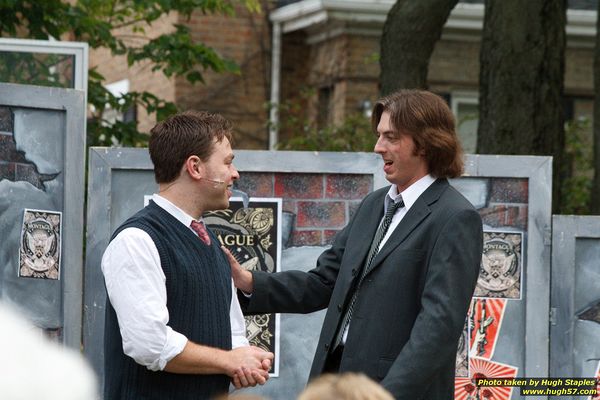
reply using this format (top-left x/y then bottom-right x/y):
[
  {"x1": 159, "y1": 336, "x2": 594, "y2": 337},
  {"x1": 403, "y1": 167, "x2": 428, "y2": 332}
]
[{"x1": 104, "y1": 201, "x2": 232, "y2": 400}]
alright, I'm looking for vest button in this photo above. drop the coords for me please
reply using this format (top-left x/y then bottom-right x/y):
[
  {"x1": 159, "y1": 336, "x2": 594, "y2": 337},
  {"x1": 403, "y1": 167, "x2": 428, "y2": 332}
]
[
  {"x1": 351, "y1": 269, "x2": 357, "y2": 276},
  {"x1": 324, "y1": 343, "x2": 329, "y2": 350},
  {"x1": 337, "y1": 304, "x2": 342, "y2": 311}
]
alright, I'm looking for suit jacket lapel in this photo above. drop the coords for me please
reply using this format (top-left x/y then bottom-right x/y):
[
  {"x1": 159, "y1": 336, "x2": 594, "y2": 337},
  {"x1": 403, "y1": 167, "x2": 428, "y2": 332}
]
[
  {"x1": 365, "y1": 179, "x2": 449, "y2": 276},
  {"x1": 339, "y1": 189, "x2": 386, "y2": 287}
]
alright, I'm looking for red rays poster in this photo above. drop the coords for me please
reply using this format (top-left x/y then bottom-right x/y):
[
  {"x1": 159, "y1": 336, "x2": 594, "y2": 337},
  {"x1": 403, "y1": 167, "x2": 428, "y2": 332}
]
[
  {"x1": 455, "y1": 357, "x2": 518, "y2": 400},
  {"x1": 468, "y1": 298, "x2": 507, "y2": 360}
]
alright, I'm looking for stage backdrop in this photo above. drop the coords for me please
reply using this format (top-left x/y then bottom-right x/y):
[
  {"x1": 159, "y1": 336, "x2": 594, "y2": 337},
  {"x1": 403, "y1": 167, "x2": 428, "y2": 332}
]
[{"x1": 85, "y1": 150, "x2": 552, "y2": 399}]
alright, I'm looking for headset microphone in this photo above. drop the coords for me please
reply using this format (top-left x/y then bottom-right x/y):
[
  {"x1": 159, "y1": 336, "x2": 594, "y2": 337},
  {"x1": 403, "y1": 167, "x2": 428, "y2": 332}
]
[{"x1": 200, "y1": 177, "x2": 227, "y2": 187}]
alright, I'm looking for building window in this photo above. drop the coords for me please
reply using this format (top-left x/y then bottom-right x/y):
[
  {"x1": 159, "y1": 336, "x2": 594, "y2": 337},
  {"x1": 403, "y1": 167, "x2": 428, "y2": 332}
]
[{"x1": 451, "y1": 91, "x2": 479, "y2": 154}]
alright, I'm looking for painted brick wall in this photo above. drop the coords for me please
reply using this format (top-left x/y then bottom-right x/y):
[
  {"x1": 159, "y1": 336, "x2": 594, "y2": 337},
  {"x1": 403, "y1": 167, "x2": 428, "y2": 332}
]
[
  {"x1": 0, "y1": 107, "x2": 42, "y2": 189},
  {"x1": 479, "y1": 178, "x2": 529, "y2": 231},
  {"x1": 176, "y1": 1, "x2": 275, "y2": 149},
  {"x1": 89, "y1": 14, "x2": 178, "y2": 133},
  {"x1": 85, "y1": 9, "x2": 594, "y2": 146},
  {"x1": 235, "y1": 173, "x2": 528, "y2": 247},
  {"x1": 235, "y1": 171, "x2": 373, "y2": 246}
]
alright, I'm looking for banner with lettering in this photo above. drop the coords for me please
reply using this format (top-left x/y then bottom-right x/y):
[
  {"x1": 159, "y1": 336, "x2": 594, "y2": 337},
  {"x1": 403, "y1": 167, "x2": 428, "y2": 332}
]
[{"x1": 205, "y1": 197, "x2": 282, "y2": 376}]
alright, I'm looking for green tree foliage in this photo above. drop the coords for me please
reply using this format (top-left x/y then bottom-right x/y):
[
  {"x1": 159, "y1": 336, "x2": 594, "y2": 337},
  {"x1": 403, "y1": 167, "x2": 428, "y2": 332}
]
[
  {"x1": 0, "y1": 0, "x2": 260, "y2": 146},
  {"x1": 275, "y1": 89, "x2": 376, "y2": 152}
]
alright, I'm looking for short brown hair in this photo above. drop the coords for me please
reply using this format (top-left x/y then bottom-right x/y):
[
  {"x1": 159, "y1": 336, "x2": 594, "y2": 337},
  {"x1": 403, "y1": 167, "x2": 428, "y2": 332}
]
[
  {"x1": 149, "y1": 111, "x2": 233, "y2": 183},
  {"x1": 298, "y1": 373, "x2": 394, "y2": 400},
  {"x1": 372, "y1": 89, "x2": 463, "y2": 178}
]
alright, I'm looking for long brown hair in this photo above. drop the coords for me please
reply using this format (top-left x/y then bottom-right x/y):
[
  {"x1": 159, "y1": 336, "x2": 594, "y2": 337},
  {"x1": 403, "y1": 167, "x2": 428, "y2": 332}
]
[
  {"x1": 372, "y1": 89, "x2": 464, "y2": 178},
  {"x1": 149, "y1": 111, "x2": 233, "y2": 183}
]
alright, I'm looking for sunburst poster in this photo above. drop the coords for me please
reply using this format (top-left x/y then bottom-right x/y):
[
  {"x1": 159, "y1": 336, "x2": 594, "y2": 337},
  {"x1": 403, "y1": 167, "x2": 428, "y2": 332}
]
[
  {"x1": 468, "y1": 298, "x2": 507, "y2": 360},
  {"x1": 205, "y1": 197, "x2": 282, "y2": 377},
  {"x1": 455, "y1": 358, "x2": 518, "y2": 400}
]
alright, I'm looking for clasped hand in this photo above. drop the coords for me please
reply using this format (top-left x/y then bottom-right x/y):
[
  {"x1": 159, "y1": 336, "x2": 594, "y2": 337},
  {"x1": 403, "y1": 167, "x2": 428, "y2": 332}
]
[{"x1": 229, "y1": 346, "x2": 273, "y2": 389}]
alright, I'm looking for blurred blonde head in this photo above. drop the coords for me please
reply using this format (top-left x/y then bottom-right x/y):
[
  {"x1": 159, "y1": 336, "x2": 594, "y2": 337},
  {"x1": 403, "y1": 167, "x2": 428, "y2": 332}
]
[{"x1": 298, "y1": 373, "x2": 394, "y2": 400}]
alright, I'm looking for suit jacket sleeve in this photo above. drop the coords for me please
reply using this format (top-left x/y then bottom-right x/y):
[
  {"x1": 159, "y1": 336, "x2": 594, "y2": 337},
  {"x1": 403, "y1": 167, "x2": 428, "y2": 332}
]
[
  {"x1": 240, "y1": 197, "x2": 363, "y2": 315},
  {"x1": 380, "y1": 207, "x2": 483, "y2": 399}
]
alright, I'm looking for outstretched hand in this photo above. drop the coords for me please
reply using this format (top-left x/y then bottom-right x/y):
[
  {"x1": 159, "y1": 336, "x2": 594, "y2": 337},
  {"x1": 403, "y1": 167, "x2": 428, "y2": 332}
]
[{"x1": 221, "y1": 246, "x2": 254, "y2": 293}]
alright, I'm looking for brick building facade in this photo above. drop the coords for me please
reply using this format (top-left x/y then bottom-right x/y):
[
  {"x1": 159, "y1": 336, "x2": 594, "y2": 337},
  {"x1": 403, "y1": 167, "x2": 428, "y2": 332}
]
[{"x1": 90, "y1": 0, "x2": 596, "y2": 151}]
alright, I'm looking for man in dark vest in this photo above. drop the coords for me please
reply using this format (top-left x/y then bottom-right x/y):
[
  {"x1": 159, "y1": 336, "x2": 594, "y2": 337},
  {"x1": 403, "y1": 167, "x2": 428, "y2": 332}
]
[
  {"x1": 226, "y1": 90, "x2": 483, "y2": 400},
  {"x1": 102, "y1": 111, "x2": 273, "y2": 400}
]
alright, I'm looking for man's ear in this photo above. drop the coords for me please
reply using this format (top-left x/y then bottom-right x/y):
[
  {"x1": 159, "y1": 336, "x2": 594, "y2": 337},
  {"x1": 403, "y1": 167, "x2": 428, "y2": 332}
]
[{"x1": 184, "y1": 155, "x2": 203, "y2": 180}]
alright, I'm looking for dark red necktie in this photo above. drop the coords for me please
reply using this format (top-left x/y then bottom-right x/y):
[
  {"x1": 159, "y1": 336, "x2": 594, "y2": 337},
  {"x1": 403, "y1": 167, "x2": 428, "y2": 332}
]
[{"x1": 190, "y1": 220, "x2": 211, "y2": 245}]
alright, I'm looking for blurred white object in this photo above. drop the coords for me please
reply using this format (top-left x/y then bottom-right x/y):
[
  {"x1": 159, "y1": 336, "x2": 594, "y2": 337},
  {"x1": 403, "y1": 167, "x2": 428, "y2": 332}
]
[{"x1": 0, "y1": 303, "x2": 97, "y2": 400}]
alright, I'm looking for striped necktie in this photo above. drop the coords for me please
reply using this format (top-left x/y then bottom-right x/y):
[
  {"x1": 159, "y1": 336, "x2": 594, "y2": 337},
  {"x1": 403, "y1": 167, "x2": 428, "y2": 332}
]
[{"x1": 190, "y1": 220, "x2": 211, "y2": 245}]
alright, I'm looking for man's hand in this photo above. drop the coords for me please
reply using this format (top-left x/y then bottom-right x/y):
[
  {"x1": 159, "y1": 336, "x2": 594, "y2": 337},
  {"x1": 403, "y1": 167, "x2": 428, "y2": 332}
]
[
  {"x1": 231, "y1": 357, "x2": 272, "y2": 389},
  {"x1": 222, "y1": 246, "x2": 254, "y2": 293},
  {"x1": 226, "y1": 346, "x2": 273, "y2": 389}
]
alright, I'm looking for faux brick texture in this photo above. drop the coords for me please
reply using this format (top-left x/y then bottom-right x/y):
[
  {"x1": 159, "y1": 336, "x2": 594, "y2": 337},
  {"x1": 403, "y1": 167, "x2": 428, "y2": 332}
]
[
  {"x1": 0, "y1": 107, "x2": 13, "y2": 132},
  {"x1": 323, "y1": 230, "x2": 341, "y2": 245},
  {"x1": 274, "y1": 173, "x2": 323, "y2": 199},
  {"x1": 489, "y1": 178, "x2": 528, "y2": 203},
  {"x1": 348, "y1": 200, "x2": 362, "y2": 221},
  {"x1": 235, "y1": 172, "x2": 273, "y2": 197},
  {"x1": 15, "y1": 163, "x2": 38, "y2": 188},
  {"x1": 0, "y1": 161, "x2": 15, "y2": 180},
  {"x1": 0, "y1": 134, "x2": 18, "y2": 162},
  {"x1": 326, "y1": 174, "x2": 372, "y2": 199},
  {"x1": 296, "y1": 201, "x2": 345, "y2": 228},
  {"x1": 292, "y1": 230, "x2": 322, "y2": 247}
]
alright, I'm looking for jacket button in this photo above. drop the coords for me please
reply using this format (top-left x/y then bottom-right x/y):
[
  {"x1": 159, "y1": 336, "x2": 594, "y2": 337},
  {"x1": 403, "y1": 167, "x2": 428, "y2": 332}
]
[
  {"x1": 351, "y1": 269, "x2": 357, "y2": 276},
  {"x1": 337, "y1": 304, "x2": 342, "y2": 311},
  {"x1": 324, "y1": 343, "x2": 329, "y2": 350}
]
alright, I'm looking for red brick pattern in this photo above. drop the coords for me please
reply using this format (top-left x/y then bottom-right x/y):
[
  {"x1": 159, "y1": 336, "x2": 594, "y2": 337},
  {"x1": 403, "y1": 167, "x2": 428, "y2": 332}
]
[
  {"x1": 236, "y1": 172, "x2": 273, "y2": 197},
  {"x1": 326, "y1": 174, "x2": 372, "y2": 199},
  {"x1": 227, "y1": 171, "x2": 375, "y2": 246},
  {"x1": 323, "y1": 230, "x2": 341, "y2": 245},
  {"x1": 0, "y1": 107, "x2": 12, "y2": 131},
  {"x1": 0, "y1": 161, "x2": 15, "y2": 180},
  {"x1": 480, "y1": 179, "x2": 529, "y2": 231},
  {"x1": 296, "y1": 201, "x2": 345, "y2": 228},
  {"x1": 274, "y1": 173, "x2": 323, "y2": 199},
  {"x1": 236, "y1": 174, "x2": 530, "y2": 246},
  {"x1": 292, "y1": 230, "x2": 322, "y2": 247},
  {"x1": 282, "y1": 200, "x2": 296, "y2": 214},
  {"x1": 348, "y1": 200, "x2": 363, "y2": 221},
  {"x1": 0, "y1": 132, "x2": 24, "y2": 162},
  {"x1": 489, "y1": 178, "x2": 528, "y2": 203}
]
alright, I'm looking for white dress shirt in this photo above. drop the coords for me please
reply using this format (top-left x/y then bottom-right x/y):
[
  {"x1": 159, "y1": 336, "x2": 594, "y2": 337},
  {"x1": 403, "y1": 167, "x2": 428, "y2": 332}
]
[
  {"x1": 101, "y1": 194, "x2": 249, "y2": 372},
  {"x1": 379, "y1": 174, "x2": 436, "y2": 250},
  {"x1": 342, "y1": 174, "x2": 436, "y2": 343}
]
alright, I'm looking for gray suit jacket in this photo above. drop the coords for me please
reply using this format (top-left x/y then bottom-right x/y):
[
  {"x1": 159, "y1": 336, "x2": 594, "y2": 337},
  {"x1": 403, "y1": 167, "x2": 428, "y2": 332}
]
[{"x1": 242, "y1": 179, "x2": 483, "y2": 400}]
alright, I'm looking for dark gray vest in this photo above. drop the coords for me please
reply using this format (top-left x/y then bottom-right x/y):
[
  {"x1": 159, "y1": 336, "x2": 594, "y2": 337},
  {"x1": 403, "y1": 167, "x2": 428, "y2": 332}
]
[{"x1": 104, "y1": 201, "x2": 232, "y2": 400}]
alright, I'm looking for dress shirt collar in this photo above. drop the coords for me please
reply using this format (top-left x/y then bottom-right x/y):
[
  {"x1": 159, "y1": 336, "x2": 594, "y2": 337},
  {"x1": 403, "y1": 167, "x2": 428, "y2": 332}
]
[
  {"x1": 152, "y1": 193, "x2": 204, "y2": 226},
  {"x1": 385, "y1": 174, "x2": 436, "y2": 213}
]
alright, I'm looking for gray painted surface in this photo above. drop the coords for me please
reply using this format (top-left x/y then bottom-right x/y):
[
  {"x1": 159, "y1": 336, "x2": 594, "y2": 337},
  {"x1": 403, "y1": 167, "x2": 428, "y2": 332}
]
[
  {"x1": 466, "y1": 155, "x2": 552, "y2": 383},
  {"x1": 551, "y1": 216, "x2": 600, "y2": 397},
  {"x1": 0, "y1": 82, "x2": 86, "y2": 349},
  {"x1": 235, "y1": 246, "x2": 327, "y2": 399},
  {"x1": 85, "y1": 150, "x2": 552, "y2": 398},
  {"x1": 84, "y1": 148, "x2": 384, "y2": 391}
]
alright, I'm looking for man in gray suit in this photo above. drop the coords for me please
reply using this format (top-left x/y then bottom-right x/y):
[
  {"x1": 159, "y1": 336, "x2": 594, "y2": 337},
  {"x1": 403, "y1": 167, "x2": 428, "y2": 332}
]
[{"x1": 225, "y1": 89, "x2": 483, "y2": 399}]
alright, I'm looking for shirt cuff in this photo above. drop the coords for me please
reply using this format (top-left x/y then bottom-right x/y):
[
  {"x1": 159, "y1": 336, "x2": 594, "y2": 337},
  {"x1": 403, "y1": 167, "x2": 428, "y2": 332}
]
[
  {"x1": 231, "y1": 334, "x2": 250, "y2": 349},
  {"x1": 154, "y1": 328, "x2": 188, "y2": 371}
]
